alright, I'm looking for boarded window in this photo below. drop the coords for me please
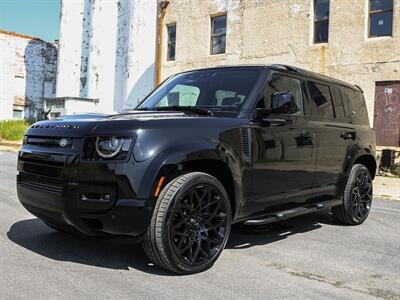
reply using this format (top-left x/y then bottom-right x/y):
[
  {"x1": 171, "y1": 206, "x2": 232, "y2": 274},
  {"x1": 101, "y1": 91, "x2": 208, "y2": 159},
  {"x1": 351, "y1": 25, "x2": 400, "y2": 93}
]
[
  {"x1": 314, "y1": 0, "x2": 330, "y2": 43},
  {"x1": 307, "y1": 81, "x2": 334, "y2": 118},
  {"x1": 167, "y1": 24, "x2": 176, "y2": 61},
  {"x1": 369, "y1": 0, "x2": 393, "y2": 37},
  {"x1": 211, "y1": 14, "x2": 227, "y2": 55}
]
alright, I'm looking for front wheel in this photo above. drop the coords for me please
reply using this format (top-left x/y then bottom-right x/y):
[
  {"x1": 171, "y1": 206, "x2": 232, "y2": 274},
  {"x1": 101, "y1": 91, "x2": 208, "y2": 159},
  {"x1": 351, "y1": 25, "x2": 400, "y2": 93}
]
[
  {"x1": 332, "y1": 164, "x2": 373, "y2": 225},
  {"x1": 143, "y1": 172, "x2": 232, "y2": 274}
]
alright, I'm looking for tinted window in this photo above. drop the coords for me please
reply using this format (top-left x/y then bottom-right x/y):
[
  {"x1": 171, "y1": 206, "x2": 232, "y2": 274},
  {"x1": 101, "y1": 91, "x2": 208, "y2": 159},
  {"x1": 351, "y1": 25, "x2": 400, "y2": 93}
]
[
  {"x1": 261, "y1": 74, "x2": 304, "y2": 115},
  {"x1": 330, "y1": 86, "x2": 346, "y2": 119},
  {"x1": 341, "y1": 88, "x2": 369, "y2": 125},
  {"x1": 307, "y1": 81, "x2": 334, "y2": 118}
]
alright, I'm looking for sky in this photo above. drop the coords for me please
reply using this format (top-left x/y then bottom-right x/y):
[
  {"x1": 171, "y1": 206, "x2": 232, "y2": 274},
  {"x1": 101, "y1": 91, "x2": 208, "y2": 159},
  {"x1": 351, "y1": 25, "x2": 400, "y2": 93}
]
[{"x1": 0, "y1": 0, "x2": 61, "y2": 41}]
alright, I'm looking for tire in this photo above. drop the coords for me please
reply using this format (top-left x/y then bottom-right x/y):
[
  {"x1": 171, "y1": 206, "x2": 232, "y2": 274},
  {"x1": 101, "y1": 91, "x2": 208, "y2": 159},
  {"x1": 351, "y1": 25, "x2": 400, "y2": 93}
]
[
  {"x1": 143, "y1": 172, "x2": 232, "y2": 274},
  {"x1": 332, "y1": 164, "x2": 373, "y2": 225}
]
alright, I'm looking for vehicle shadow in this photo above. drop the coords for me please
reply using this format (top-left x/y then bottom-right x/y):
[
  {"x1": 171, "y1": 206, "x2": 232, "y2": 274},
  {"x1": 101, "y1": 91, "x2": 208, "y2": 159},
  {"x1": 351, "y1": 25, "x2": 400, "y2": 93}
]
[{"x1": 7, "y1": 212, "x2": 336, "y2": 275}]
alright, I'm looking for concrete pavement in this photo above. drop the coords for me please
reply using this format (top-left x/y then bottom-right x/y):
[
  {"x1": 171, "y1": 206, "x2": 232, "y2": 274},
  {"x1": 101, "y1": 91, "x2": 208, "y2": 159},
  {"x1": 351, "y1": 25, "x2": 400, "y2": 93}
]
[{"x1": 1, "y1": 151, "x2": 399, "y2": 299}]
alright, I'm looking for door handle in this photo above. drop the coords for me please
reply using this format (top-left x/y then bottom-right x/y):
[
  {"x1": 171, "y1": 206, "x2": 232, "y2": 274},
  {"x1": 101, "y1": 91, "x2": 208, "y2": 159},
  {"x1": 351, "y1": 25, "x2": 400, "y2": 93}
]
[{"x1": 341, "y1": 131, "x2": 355, "y2": 140}]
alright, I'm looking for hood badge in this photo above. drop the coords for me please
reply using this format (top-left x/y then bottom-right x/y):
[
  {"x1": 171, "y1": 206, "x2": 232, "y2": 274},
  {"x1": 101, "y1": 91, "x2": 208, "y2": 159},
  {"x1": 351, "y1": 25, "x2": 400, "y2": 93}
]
[{"x1": 59, "y1": 138, "x2": 69, "y2": 147}]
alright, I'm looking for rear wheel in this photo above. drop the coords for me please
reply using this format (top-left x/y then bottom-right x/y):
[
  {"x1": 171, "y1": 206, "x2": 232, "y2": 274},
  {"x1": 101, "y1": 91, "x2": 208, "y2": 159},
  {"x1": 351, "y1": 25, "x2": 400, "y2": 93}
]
[
  {"x1": 143, "y1": 172, "x2": 231, "y2": 274},
  {"x1": 332, "y1": 164, "x2": 373, "y2": 225}
]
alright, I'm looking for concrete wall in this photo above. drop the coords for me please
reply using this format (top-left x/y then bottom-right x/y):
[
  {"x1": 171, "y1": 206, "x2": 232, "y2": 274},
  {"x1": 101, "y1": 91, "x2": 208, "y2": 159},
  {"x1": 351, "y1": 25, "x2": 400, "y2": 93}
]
[
  {"x1": 161, "y1": 0, "x2": 400, "y2": 125},
  {"x1": 56, "y1": 0, "x2": 157, "y2": 113},
  {"x1": 0, "y1": 30, "x2": 57, "y2": 120}
]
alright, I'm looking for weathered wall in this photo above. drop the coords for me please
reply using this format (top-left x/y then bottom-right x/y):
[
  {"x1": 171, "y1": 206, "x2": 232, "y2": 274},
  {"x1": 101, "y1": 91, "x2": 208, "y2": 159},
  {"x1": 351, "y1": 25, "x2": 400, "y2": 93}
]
[
  {"x1": 161, "y1": 0, "x2": 400, "y2": 125},
  {"x1": 57, "y1": 0, "x2": 157, "y2": 113},
  {"x1": 0, "y1": 30, "x2": 57, "y2": 120}
]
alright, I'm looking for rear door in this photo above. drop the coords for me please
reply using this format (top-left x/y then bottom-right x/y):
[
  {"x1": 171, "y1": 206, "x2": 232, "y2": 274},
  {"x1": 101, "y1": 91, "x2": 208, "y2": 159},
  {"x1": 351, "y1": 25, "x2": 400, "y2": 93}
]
[{"x1": 306, "y1": 81, "x2": 355, "y2": 200}]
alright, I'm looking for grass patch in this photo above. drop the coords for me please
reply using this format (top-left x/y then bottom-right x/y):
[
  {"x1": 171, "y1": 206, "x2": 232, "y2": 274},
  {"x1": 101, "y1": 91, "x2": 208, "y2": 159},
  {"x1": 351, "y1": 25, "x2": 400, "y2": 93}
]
[{"x1": 0, "y1": 120, "x2": 29, "y2": 141}]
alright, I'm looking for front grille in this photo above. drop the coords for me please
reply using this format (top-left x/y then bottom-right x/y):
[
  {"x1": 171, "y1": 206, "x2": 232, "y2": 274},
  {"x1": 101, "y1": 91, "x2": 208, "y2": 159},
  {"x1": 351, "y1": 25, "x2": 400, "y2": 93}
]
[
  {"x1": 18, "y1": 174, "x2": 64, "y2": 195},
  {"x1": 25, "y1": 136, "x2": 72, "y2": 148}
]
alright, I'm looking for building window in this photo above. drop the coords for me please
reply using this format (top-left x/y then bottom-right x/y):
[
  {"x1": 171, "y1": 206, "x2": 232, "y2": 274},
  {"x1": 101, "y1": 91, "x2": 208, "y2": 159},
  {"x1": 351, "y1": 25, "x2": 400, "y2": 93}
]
[
  {"x1": 314, "y1": 0, "x2": 330, "y2": 43},
  {"x1": 13, "y1": 109, "x2": 23, "y2": 119},
  {"x1": 369, "y1": 0, "x2": 393, "y2": 37},
  {"x1": 211, "y1": 14, "x2": 227, "y2": 55},
  {"x1": 167, "y1": 24, "x2": 176, "y2": 61}
]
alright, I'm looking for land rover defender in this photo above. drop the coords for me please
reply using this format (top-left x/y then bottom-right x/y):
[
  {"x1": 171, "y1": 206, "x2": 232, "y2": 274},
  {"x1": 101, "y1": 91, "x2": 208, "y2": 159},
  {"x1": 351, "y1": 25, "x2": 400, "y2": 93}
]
[{"x1": 17, "y1": 65, "x2": 376, "y2": 274}]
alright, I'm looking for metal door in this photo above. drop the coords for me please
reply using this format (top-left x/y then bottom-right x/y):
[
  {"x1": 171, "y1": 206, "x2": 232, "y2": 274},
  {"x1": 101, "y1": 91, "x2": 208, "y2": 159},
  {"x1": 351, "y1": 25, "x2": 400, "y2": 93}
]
[{"x1": 374, "y1": 81, "x2": 400, "y2": 147}]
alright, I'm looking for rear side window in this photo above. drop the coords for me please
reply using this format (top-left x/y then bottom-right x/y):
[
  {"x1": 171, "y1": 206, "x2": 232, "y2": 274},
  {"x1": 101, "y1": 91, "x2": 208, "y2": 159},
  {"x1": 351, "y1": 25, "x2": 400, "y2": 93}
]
[
  {"x1": 341, "y1": 88, "x2": 369, "y2": 125},
  {"x1": 307, "y1": 81, "x2": 334, "y2": 118},
  {"x1": 330, "y1": 86, "x2": 346, "y2": 119}
]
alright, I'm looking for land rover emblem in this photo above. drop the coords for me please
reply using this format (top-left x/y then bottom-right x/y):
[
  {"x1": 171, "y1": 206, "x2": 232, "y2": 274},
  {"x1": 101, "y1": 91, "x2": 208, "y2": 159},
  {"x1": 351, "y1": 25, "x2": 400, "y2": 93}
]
[{"x1": 59, "y1": 138, "x2": 69, "y2": 147}]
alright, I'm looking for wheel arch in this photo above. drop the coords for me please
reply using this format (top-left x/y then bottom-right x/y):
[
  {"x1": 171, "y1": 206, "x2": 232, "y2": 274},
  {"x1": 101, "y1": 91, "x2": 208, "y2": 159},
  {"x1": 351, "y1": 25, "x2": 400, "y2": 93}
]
[
  {"x1": 354, "y1": 154, "x2": 377, "y2": 179},
  {"x1": 138, "y1": 147, "x2": 240, "y2": 220}
]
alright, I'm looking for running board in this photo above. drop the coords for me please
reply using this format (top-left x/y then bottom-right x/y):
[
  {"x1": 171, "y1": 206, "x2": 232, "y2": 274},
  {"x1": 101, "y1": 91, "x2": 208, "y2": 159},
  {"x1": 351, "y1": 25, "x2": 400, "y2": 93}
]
[{"x1": 243, "y1": 199, "x2": 342, "y2": 226}]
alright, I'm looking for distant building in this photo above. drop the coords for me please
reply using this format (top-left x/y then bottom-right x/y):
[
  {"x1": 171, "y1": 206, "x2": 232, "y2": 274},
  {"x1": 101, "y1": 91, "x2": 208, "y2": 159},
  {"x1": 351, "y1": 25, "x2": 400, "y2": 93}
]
[
  {"x1": 56, "y1": 0, "x2": 157, "y2": 114},
  {"x1": 56, "y1": 0, "x2": 399, "y2": 152},
  {"x1": 0, "y1": 29, "x2": 58, "y2": 120}
]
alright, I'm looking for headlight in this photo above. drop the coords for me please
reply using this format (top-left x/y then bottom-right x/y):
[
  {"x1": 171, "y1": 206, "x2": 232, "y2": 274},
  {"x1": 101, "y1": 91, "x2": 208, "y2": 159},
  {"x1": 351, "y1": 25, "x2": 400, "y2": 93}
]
[{"x1": 83, "y1": 136, "x2": 134, "y2": 161}]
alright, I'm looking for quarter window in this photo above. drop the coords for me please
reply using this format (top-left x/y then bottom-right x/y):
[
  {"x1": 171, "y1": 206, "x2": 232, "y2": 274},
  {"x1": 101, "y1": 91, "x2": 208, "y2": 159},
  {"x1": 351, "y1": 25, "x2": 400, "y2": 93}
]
[
  {"x1": 330, "y1": 86, "x2": 346, "y2": 119},
  {"x1": 262, "y1": 74, "x2": 304, "y2": 115},
  {"x1": 167, "y1": 24, "x2": 176, "y2": 61},
  {"x1": 211, "y1": 14, "x2": 227, "y2": 55},
  {"x1": 307, "y1": 82, "x2": 334, "y2": 118},
  {"x1": 314, "y1": 0, "x2": 330, "y2": 43},
  {"x1": 369, "y1": 0, "x2": 393, "y2": 37}
]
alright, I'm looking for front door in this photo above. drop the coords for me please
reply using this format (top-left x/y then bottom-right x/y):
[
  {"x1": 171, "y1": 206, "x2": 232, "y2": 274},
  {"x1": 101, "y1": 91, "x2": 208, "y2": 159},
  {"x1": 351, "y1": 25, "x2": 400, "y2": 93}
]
[{"x1": 247, "y1": 73, "x2": 316, "y2": 213}]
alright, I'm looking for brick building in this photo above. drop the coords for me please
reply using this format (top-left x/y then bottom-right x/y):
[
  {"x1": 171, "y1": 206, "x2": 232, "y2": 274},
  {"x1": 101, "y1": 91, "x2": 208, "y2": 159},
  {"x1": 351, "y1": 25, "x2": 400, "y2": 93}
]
[{"x1": 0, "y1": 29, "x2": 58, "y2": 120}]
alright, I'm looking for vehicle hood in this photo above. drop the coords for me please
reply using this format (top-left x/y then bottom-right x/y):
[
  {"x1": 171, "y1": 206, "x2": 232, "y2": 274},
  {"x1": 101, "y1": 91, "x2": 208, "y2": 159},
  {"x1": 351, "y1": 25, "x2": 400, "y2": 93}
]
[{"x1": 25, "y1": 111, "x2": 245, "y2": 137}]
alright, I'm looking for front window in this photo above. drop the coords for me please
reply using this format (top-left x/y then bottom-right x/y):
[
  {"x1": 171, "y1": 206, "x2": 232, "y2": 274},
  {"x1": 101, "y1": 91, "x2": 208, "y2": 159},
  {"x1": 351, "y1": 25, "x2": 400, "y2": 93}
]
[{"x1": 137, "y1": 68, "x2": 261, "y2": 116}]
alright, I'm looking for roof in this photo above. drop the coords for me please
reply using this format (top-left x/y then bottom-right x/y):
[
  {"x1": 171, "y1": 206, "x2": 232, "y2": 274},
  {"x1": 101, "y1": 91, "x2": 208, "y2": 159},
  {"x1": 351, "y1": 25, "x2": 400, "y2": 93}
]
[{"x1": 178, "y1": 64, "x2": 360, "y2": 91}]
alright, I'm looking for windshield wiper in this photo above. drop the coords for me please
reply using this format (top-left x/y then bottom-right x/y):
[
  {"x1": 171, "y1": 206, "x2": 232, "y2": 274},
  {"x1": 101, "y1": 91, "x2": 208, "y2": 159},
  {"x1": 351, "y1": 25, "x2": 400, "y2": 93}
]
[{"x1": 139, "y1": 106, "x2": 212, "y2": 116}]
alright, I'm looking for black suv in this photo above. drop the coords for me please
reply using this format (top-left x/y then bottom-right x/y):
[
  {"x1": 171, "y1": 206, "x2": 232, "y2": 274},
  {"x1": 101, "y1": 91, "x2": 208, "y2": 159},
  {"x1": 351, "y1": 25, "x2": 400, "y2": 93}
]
[{"x1": 17, "y1": 65, "x2": 376, "y2": 274}]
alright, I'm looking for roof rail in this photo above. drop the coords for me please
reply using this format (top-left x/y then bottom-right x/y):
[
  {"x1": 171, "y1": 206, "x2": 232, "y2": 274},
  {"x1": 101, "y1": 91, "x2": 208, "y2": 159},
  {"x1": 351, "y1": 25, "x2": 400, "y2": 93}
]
[
  {"x1": 270, "y1": 64, "x2": 299, "y2": 73},
  {"x1": 354, "y1": 84, "x2": 364, "y2": 92}
]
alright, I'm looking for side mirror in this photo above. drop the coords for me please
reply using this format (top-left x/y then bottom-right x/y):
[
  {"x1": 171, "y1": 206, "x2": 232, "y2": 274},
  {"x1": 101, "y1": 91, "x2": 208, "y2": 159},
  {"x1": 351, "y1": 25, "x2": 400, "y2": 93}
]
[{"x1": 271, "y1": 92, "x2": 295, "y2": 114}]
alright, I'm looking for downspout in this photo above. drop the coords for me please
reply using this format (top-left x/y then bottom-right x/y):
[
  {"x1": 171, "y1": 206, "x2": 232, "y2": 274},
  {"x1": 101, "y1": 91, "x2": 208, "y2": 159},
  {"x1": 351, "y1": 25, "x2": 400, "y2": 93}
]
[{"x1": 155, "y1": 1, "x2": 169, "y2": 86}]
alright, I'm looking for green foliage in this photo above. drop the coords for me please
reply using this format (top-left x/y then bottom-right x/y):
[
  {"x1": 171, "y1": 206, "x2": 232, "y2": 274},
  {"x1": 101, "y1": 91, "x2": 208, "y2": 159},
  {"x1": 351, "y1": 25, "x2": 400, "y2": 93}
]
[{"x1": 0, "y1": 120, "x2": 29, "y2": 141}]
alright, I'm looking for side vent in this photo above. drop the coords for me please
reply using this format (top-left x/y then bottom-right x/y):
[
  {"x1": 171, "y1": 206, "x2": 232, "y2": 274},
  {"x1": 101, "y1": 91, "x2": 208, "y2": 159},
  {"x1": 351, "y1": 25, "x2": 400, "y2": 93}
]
[{"x1": 241, "y1": 127, "x2": 252, "y2": 164}]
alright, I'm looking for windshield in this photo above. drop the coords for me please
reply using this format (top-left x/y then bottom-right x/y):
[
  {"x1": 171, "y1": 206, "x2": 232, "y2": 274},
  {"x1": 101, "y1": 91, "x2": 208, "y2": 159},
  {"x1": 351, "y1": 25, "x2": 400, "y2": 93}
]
[{"x1": 136, "y1": 68, "x2": 261, "y2": 116}]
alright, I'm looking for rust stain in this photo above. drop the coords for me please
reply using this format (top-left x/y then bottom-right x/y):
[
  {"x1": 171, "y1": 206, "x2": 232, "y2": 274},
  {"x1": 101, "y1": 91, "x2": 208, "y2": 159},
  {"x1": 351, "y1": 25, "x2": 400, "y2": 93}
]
[
  {"x1": 0, "y1": 29, "x2": 42, "y2": 41},
  {"x1": 320, "y1": 45, "x2": 326, "y2": 74}
]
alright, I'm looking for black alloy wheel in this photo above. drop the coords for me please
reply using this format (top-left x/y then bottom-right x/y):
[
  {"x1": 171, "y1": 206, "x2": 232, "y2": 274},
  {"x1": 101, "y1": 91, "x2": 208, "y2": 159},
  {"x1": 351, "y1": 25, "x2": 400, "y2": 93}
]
[
  {"x1": 143, "y1": 172, "x2": 231, "y2": 274},
  {"x1": 169, "y1": 183, "x2": 228, "y2": 266},
  {"x1": 332, "y1": 164, "x2": 373, "y2": 225},
  {"x1": 350, "y1": 168, "x2": 372, "y2": 221}
]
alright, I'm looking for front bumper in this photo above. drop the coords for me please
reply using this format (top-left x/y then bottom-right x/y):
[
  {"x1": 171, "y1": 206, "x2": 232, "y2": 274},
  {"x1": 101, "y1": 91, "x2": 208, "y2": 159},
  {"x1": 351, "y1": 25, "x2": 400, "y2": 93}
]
[{"x1": 17, "y1": 172, "x2": 152, "y2": 238}]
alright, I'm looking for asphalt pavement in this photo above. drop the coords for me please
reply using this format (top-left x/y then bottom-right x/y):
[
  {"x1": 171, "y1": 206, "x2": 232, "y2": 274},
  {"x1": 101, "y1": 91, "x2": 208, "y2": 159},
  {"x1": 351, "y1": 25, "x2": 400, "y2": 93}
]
[{"x1": 0, "y1": 151, "x2": 399, "y2": 299}]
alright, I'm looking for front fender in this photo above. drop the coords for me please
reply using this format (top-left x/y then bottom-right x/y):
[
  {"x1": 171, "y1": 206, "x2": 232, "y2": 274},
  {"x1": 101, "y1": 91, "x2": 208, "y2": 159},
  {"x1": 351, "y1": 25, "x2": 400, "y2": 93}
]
[{"x1": 135, "y1": 142, "x2": 224, "y2": 199}]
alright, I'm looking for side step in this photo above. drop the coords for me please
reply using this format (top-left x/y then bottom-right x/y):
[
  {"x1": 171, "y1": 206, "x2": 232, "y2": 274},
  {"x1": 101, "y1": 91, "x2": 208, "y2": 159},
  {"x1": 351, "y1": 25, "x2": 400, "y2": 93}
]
[{"x1": 243, "y1": 199, "x2": 342, "y2": 226}]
